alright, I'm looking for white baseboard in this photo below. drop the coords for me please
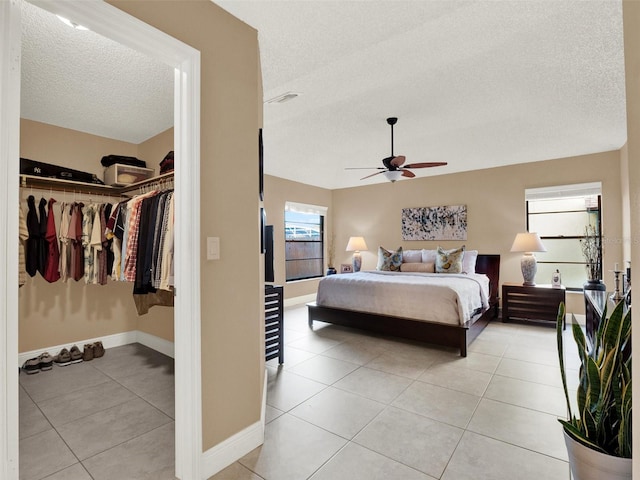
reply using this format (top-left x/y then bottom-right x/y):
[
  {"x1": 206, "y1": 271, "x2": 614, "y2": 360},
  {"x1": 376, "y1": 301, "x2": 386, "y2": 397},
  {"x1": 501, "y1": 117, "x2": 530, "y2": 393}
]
[
  {"x1": 201, "y1": 369, "x2": 267, "y2": 479},
  {"x1": 18, "y1": 330, "x2": 174, "y2": 365},
  {"x1": 284, "y1": 293, "x2": 316, "y2": 308},
  {"x1": 136, "y1": 330, "x2": 175, "y2": 358},
  {"x1": 18, "y1": 331, "x2": 138, "y2": 366}
]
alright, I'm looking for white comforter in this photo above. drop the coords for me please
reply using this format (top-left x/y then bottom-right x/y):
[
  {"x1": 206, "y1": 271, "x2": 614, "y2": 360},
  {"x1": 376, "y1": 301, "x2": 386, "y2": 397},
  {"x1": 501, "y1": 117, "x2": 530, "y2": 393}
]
[{"x1": 316, "y1": 271, "x2": 490, "y2": 326}]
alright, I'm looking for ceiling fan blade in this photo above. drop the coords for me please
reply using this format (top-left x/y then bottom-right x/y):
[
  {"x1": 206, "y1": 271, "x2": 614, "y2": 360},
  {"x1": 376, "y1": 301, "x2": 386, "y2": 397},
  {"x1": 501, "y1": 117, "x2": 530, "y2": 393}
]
[
  {"x1": 400, "y1": 169, "x2": 415, "y2": 178},
  {"x1": 403, "y1": 162, "x2": 448, "y2": 169},
  {"x1": 345, "y1": 167, "x2": 386, "y2": 170},
  {"x1": 360, "y1": 170, "x2": 387, "y2": 180},
  {"x1": 390, "y1": 155, "x2": 406, "y2": 167}
]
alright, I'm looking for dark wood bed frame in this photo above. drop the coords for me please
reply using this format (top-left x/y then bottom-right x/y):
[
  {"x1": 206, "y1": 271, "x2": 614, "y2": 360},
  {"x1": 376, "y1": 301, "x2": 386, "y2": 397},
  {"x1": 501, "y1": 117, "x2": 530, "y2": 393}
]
[{"x1": 307, "y1": 254, "x2": 500, "y2": 357}]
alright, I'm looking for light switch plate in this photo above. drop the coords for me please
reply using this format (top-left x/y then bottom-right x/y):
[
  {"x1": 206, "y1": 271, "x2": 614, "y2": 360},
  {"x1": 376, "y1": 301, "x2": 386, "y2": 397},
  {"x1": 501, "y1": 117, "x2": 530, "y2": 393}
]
[{"x1": 207, "y1": 237, "x2": 220, "y2": 260}]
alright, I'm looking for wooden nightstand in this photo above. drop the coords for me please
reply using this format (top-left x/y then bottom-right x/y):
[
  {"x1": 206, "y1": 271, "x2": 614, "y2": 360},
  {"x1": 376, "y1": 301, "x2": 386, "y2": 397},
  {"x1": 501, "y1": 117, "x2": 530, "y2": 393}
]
[{"x1": 502, "y1": 283, "x2": 566, "y2": 326}]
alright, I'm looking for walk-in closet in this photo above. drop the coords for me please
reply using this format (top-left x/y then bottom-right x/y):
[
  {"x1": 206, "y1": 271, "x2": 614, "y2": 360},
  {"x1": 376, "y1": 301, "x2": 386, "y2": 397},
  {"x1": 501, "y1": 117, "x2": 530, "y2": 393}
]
[{"x1": 17, "y1": 2, "x2": 178, "y2": 478}]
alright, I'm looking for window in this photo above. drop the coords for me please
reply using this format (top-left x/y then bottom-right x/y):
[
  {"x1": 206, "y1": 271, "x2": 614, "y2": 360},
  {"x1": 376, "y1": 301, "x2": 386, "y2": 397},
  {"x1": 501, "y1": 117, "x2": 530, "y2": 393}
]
[
  {"x1": 284, "y1": 202, "x2": 327, "y2": 281},
  {"x1": 526, "y1": 183, "x2": 602, "y2": 290}
]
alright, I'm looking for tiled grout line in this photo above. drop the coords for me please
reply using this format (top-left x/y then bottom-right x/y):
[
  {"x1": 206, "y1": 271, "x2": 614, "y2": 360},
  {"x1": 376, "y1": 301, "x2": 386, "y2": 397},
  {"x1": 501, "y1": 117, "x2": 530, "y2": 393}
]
[
  {"x1": 271, "y1": 309, "x2": 573, "y2": 479},
  {"x1": 20, "y1": 348, "x2": 175, "y2": 480}
]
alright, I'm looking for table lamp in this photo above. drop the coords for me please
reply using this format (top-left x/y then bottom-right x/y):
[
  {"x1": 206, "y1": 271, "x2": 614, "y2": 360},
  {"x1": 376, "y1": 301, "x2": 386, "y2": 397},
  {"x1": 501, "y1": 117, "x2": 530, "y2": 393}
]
[
  {"x1": 510, "y1": 232, "x2": 547, "y2": 286},
  {"x1": 346, "y1": 236, "x2": 368, "y2": 272}
]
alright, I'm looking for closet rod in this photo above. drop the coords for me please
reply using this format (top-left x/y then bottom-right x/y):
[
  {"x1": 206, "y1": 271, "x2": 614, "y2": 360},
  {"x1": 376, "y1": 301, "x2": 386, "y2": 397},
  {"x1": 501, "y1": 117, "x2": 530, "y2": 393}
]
[{"x1": 20, "y1": 171, "x2": 174, "y2": 196}]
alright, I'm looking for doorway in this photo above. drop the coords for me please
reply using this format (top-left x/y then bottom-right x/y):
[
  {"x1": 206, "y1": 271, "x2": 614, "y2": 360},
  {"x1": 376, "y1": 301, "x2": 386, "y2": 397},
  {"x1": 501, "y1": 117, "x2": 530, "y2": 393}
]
[{"x1": 0, "y1": 1, "x2": 202, "y2": 479}]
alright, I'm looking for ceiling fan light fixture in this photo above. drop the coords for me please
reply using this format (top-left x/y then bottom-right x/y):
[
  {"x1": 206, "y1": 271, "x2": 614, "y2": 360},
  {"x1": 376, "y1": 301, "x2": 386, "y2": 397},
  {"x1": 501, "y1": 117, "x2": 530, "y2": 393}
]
[
  {"x1": 383, "y1": 170, "x2": 403, "y2": 182},
  {"x1": 265, "y1": 92, "x2": 301, "y2": 104}
]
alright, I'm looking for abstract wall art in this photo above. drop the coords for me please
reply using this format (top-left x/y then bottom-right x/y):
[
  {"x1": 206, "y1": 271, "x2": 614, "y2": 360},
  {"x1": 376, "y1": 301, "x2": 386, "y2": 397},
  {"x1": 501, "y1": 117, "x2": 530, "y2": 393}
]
[{"x1": 402, "y1": 205, "x2": 467, "y2": 241}]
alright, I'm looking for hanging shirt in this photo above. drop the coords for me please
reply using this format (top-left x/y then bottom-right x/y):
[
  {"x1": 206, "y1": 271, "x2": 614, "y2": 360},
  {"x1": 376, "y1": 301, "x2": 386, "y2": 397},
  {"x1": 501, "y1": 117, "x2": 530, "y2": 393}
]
[
  {"x1": 58, "y1": 202, "x2": 71, "y2": 282},
  {"x1": 82, "y1": 203, "x2": 97, "y2": 284},
  {"x1": 43, "y1": 198, "x2": 61, "y2": 283},
  {"x1": 25, "y1": 195, "x2": 39, "y2": 278},
  {"x1": 19, "y1": 206, "x2": 28, "y2": 287},
  {"x1": 37, "y1": 197, "x2": 48, "y2": 277},
  {"x1": 123, "y1": 191, "x2": 157, "y2": 282},
  {"x1": 70, "y1": 202, "x2": 84, "y2": 282}
]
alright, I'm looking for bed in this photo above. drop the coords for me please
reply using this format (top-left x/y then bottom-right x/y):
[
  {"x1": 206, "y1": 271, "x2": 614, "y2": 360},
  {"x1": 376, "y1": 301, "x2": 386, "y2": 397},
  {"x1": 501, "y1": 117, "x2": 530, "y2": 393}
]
[{"x1": 307, "y1": 253, "x2": 500, "y2": 357}]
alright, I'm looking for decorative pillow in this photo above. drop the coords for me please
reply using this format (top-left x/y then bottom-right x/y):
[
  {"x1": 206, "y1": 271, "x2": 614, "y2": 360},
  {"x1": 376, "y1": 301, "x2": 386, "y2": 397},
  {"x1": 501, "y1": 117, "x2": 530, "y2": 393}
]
[
  {"x1": 402, "y1": 249, "x2": 423, "y2": 263},
  {"x1": 377, "y1": 246, "x2": 403, "y2": 271},
  {"x1": 462, "y1": 249, "x2": 478, "y2": 274},
  {"x1": 435, "y1": 246, "x2": 465, "y2": 273},
  {"x1": 401, "y1": 262, "x2": 435, "y2": 273},
  {"x1": 421, "y1": 249, "x2": 437, "y2": 264}
]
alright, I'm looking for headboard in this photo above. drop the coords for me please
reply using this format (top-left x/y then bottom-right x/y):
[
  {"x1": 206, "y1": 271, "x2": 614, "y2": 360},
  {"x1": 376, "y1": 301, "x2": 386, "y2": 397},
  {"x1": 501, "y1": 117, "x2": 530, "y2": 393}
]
[{"x1": 475, "y1": 254, "x2": 500, "y2": 309}]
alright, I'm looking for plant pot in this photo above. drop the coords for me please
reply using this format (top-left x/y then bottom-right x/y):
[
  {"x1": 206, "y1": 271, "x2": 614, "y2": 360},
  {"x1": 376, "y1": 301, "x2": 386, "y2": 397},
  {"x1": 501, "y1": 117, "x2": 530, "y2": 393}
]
[
  {"x1": 583, "y1": 279, "x2": 606, "y2": 291},
  {"x1": 326, "y1": 267, "x2": 337, "y2": 276},
  {"x1": 564, "y1": 430, "x2": 632, "y2": 480}
]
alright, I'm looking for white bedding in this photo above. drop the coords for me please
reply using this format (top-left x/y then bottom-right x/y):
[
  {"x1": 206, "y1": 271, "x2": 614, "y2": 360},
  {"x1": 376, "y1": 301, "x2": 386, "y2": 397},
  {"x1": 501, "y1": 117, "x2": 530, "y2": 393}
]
[{"x1": 315, "y1": 271, "x2": 490, "y2": 326}]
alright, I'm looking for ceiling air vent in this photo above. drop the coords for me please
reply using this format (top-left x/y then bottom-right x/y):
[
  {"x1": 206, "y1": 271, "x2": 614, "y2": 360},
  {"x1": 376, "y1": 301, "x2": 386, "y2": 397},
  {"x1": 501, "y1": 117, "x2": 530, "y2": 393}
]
[{"x1": 265, "y1": 92, "x2": 300, "y2": 104}]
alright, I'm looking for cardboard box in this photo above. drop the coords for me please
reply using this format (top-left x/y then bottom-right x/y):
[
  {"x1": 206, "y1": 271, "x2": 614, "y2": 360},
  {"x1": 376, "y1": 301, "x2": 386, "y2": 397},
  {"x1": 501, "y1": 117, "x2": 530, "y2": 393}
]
[{"x1": 104, "y1": 164, "x2": 154, "y2": 186}]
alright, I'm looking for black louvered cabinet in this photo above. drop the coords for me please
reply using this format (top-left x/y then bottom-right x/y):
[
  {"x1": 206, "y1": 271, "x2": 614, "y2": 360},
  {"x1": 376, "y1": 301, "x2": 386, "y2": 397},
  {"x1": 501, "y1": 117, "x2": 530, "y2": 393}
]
[{"x1": 265, "y1": 285, "x2": 284, "y2": 364}]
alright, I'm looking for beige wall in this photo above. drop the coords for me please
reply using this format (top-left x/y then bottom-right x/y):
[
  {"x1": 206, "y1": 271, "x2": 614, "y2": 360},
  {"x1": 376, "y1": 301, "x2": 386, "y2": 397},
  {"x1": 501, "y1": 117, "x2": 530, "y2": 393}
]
[
  {"x1": 332, "y1": 151, "x2": 624, "y2": 315},
  {"x1": 263, "y1": 174, "x2": 333, "y2": 299},
  {"x1": 622, "y1": 0, "x2": 640, "y2": 467},
  {"x1": 19, "y1": 119, "x2": 172, "y2": 351},
  {"x1": 109, "y1": 0, "x2": 263, "y2": 452},
  {"x1": 20, "y1": 118, "x2": 138, "y2": 178},
  {"x1": 137, "y1": 127, "x2": 174, "y2": 176}
]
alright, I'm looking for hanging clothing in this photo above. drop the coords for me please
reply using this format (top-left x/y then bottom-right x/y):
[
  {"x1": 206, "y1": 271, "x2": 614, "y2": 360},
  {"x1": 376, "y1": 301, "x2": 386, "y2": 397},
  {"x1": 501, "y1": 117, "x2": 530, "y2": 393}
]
[
  {"x1": 19, "y1": 206, "x2": 28, "y2": 287},
  {"x1": 25, "y1": 195, "x2": 39, "y2": 277},
  {"x1": 43, "y1": 198, "x2": 60, "y2": 283},
  {"x1": 37, "y1": 198, "x2": 48, "y2": 277},
  {"x1": 70, "y1": 203, "x2": 84, "y2": 282},
  {"x1": 58, "y1": 202, "x2": 71, "y2": 282},
  {"x1": 103, "y1": 203, "x2": 115, "y2": 276}
]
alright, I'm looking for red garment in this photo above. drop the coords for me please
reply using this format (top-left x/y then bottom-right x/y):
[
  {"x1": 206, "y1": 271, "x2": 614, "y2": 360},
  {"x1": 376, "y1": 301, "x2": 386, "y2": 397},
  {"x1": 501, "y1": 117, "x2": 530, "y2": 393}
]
[
  {"x1": 70, "y1": 203, "x2": 84, "y2": 282},
  {"x1": 43, "y1": 198, "x2": 60, "y2": 283}
]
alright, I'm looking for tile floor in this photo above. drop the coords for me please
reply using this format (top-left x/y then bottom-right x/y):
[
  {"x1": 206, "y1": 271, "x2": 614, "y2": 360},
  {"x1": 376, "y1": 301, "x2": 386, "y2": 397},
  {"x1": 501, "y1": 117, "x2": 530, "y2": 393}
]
[
  {"x1": 19, "y1": 305, "x2": 581, "y2": 480},
  {"x1": 213, "y1": 304, "x2": 582, "y2": 480},
  {"x1": 19, "y1": 343, "x2": 175, "y2": 480}
]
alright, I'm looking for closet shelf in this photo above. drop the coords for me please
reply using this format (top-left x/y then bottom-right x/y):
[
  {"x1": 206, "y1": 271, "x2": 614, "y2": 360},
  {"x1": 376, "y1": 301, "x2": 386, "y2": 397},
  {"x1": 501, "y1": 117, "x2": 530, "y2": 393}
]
[{"x1": 20, "y1": 171, "x2": 174, "y2": 196}]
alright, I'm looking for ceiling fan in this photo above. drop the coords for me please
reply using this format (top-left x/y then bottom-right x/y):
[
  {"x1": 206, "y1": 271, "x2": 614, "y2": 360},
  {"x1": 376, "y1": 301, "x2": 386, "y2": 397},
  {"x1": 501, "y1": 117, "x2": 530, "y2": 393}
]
[{"x1": 347, "y1": 117, "x2": 447, "y2": 182}]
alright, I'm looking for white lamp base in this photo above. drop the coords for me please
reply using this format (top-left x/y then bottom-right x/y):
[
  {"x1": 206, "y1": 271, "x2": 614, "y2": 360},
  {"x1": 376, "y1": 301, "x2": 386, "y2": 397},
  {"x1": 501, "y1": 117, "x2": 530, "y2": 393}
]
[
  {"x1": 352, "y1": 251, "x2": 362, "y2": 272},
  {"x1": 521, "y1": 253, "x2": 537, "y2": 286}
]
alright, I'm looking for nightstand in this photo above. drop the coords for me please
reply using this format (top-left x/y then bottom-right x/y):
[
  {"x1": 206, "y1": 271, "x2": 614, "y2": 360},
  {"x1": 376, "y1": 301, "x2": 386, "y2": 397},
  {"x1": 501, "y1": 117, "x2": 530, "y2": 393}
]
[{"x1": 502, "y1": 283, "x2": 566, "y2": 327}]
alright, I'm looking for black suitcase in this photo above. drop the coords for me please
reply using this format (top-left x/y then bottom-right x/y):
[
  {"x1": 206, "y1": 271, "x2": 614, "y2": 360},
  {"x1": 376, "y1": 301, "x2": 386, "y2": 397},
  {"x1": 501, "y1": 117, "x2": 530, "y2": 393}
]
[{"x1": 20, "y1": 157, "x2": 104, "y2": 185}]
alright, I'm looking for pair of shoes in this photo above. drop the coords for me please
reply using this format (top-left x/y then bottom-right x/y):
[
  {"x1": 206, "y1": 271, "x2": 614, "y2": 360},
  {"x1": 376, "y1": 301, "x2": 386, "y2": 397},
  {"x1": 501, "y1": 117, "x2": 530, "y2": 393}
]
[
  {"x1": 22, "y1": 352, "x2": 53, "y2": 375},
  {"x1": 54, "y1": 345, "x2": 83, "y2": 367},
  {"x1": 82, "y1": 341, "x2": 105, "y2": 361}
]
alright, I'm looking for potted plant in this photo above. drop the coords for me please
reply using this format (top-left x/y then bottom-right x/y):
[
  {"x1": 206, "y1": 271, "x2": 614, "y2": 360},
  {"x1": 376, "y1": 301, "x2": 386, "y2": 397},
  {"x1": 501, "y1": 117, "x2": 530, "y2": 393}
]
[
  {"x1": 580, "y1": 224, "x2": 605, "y2": 291},
  {"x1": 556, "y1": 301, "x2": 632, "y2": 480},
  {"x1": 326, "y1": 233, "x2": 336, "y2": 275}
]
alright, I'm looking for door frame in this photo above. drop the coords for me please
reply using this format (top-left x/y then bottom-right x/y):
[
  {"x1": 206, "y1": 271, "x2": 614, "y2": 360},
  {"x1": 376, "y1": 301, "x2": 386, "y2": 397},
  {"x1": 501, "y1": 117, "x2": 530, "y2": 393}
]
[{"x1": 0, "y1": 1, "x2": 202, "y2": 478}]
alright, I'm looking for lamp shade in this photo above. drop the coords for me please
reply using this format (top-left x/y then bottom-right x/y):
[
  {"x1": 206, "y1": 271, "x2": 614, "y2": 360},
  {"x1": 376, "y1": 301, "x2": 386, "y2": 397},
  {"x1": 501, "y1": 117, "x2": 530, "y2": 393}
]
[
  {"x1": 383, "y1": 171, "x2": 403, "y2": 182},
  {"x1": 346, "y1": 236, "x2": 368, "y2": 252},
  {"x1": 510, "y1": 232, "x2": 547, "y2": 253}
]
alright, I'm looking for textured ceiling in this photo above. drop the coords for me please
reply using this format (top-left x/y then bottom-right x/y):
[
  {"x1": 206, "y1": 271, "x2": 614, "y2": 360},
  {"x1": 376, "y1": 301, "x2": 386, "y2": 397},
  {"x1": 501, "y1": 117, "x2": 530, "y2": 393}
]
[
  {"x1": 216, "y1": 0, "x2": 626, "y2": 190},
  {"x1": 20, "y1": 1, "x2": 174, "y2": 145},
  {"x1": 19, "y1": 1, "x2": 626, "y2": 189}
]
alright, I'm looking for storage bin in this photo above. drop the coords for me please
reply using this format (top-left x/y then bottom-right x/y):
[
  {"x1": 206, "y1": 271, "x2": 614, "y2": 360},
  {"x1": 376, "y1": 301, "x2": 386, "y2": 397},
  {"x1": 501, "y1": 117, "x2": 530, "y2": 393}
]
[{"x1": 104, "y1": 164, "x2": 154, "y2": 186}]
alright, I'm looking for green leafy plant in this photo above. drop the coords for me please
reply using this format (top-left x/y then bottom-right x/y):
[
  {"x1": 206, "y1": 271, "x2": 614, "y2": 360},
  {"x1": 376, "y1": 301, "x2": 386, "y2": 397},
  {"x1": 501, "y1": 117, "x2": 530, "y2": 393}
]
[{"x1": 556, "y1": 301, "x2": 632, "y2": 457}]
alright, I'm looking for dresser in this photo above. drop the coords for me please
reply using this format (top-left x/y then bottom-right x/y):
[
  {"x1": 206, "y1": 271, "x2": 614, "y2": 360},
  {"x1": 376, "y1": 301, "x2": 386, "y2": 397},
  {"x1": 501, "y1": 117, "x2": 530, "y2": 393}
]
[
  {"x1": 502, "y1": 283, "x2": 566, "y2": 326},
  {"x1": 584, "y1": 290, "x2": 630, "y2": 344},
  {"x1": 265, "y1": 284, "x2": 284, "y2": 364}
]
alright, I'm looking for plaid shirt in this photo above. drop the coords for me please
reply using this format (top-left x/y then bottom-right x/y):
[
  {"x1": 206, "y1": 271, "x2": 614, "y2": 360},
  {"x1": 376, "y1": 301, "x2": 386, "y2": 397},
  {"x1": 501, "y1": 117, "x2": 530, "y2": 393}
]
[{"x1": 123, "y1": 191, "x2": 158, "y2": 282}]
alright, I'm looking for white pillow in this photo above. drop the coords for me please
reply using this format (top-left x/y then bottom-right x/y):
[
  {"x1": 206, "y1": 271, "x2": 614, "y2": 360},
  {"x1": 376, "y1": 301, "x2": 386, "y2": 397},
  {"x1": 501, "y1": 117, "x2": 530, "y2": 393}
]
[
  {"x1": 421, "y1": 249, "x2": 437, "y2": 264},
  {"x1": 463, "y1": 250, "x2": 478, "y2": 274},
  {"x1": 402, "y1": 249, "x2": 423, "y2": 263}
]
